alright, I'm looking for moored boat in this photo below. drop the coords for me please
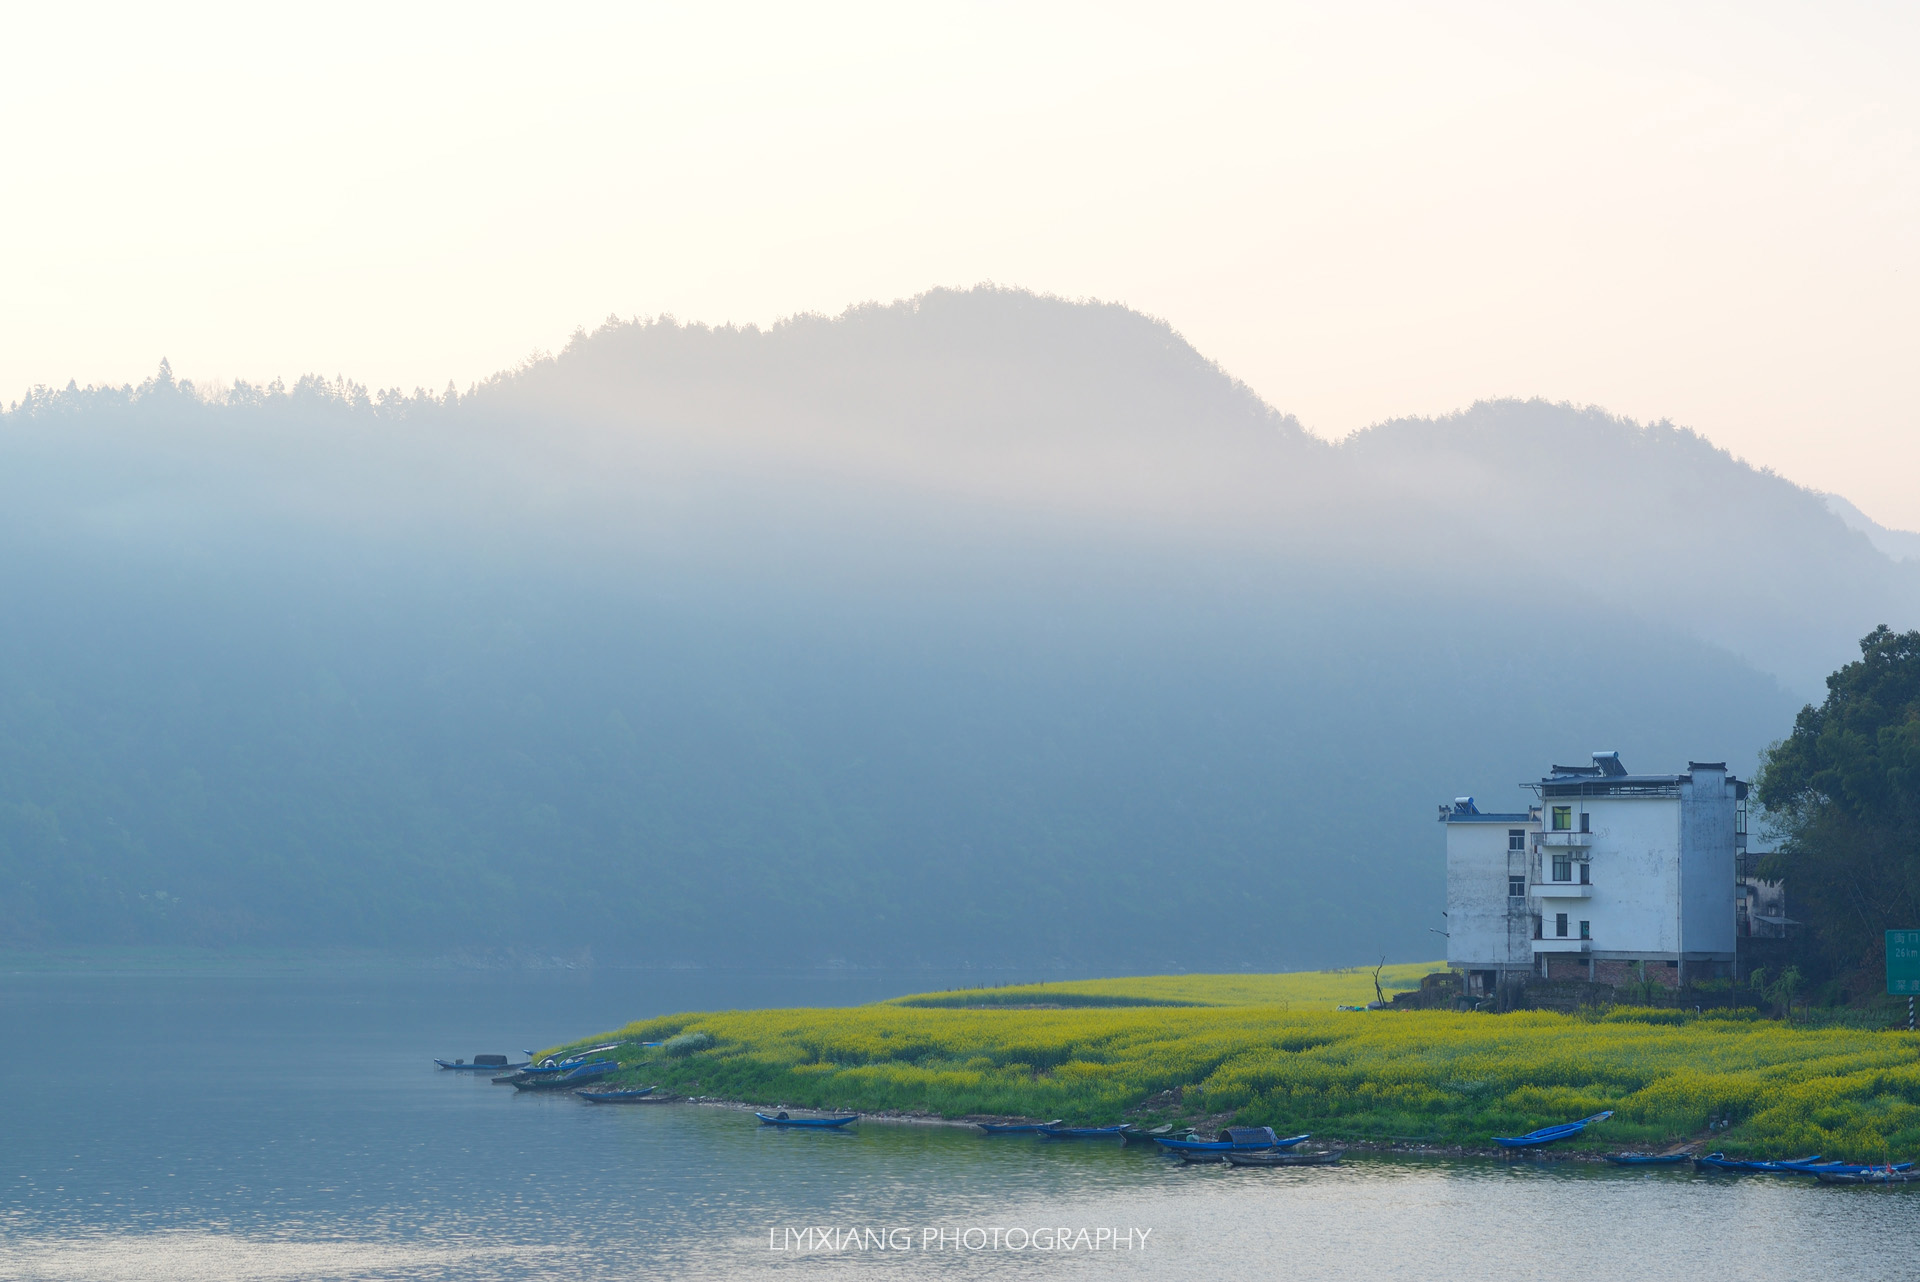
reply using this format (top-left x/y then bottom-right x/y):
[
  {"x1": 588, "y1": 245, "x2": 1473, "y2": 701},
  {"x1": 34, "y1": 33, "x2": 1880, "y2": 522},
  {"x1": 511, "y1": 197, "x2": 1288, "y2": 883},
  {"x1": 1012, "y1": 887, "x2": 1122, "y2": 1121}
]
[
  {"x1": 1038, "y1": 1123, "x2": 1132, "y2": 1139},
  {"x1": 435, "y1": 1054, "x2": 526, "y2": 1071},
  {"x1": 1225, "y1": 1147, "x2": 1344, "y2": 1167},
  {"x1": 1156, "y1": 1129, "x2": 1310, "y2": 1154},
  {"x1": 577, "y1": 1087, "x2": 658, "y2": 1102},
  {"x1": 1492, "y1": 1111, "x2": 1613, "y2": 1148},
  {"x1": 976, "y1": 1120, "x2": 1061, "y2": 1134},
  {"x1": 1121, "y1": 1124, "x2": 1178, "y2": 1145},
  {"x1": 512, "y1": 1060, "x2": 619, "y2": 1091},
  {"x1": 1604, "y1": 1152, "x2": 1692, "y2": 1166},
  {"x1": 756, "y1": 1111, "x2": 858, "y2": 1128},
  {"x1": 1815, "y1": 1168, "x2": 1917, "y2": 1184}
]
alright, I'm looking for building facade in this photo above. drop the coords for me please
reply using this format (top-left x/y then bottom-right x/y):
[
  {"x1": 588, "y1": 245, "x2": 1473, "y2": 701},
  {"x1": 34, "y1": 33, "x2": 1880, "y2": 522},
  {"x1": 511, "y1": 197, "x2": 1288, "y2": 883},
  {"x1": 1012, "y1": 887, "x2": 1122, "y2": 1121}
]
[{"x1": 1441, "y1": 752, "x2": 1749, "y2": 993}]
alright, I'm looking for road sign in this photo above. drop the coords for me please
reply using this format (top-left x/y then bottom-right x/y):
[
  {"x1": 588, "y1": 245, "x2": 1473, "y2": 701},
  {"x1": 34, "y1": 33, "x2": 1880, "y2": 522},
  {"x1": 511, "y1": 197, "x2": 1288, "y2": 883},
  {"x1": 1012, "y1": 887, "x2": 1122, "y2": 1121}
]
[{"x1": 1889, "y1": 930, "x2": 1920, "y2": 996}]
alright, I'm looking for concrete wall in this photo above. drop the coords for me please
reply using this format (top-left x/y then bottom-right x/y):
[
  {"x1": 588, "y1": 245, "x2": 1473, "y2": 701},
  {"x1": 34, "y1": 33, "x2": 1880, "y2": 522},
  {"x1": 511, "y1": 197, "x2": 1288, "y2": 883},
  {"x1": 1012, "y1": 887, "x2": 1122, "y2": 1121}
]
[
  {"x1": 1446, "y1": 818, "x2": 1535, "y2": 971},
  {"x1": 1572, "y1": 795, "x2": 1682, "y2": 957},
  {"x1": 1679, "y1": 766, "x2": 1738, "y2": 959}
]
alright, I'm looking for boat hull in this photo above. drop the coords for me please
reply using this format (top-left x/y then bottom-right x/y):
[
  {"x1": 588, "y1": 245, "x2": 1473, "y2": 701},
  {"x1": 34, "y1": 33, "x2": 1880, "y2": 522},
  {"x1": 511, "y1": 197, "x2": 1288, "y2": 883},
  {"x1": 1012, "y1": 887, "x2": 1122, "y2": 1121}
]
[
  {"x1": 756, "y1": 1113, "x2": 858, "y2": 1128},
  {"x1": 1225, "y1": 1149, "x2": 1343, "y2": 1167}
]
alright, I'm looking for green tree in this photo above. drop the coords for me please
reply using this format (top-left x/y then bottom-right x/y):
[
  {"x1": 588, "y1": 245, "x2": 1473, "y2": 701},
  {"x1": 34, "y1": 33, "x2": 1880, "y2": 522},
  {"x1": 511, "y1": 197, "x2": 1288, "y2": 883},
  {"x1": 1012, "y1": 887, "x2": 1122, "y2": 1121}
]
[{"x1": 1757, "y1": 626, "x2": 1920, "y2": 993}]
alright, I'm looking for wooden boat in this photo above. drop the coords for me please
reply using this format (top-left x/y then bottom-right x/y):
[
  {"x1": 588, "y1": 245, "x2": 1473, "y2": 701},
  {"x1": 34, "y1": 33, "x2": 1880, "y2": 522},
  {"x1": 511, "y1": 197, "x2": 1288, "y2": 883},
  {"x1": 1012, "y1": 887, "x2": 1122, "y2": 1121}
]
[
  {"x1": 435, "y1": 1055, "x2": 526, "y2": 1071},
  {"x1": 976, "y1": 1120, "x2": 1062, "y2": 1134},
  {"x1": 756, "y1": 1111, "x2": 858, "y2": 1128},
  {"x1": 1604, "y1": 1152, "x2": 1692, "y2": 1166},
  {"x1": 1816, "y1": 1168, "x2": 1918, "y2": 1184},
  {"x1": 1225, "y1": 1147, "x2": 1344, "y2": 1167},
  {"x1": 1121, "y1": 1124, "x2": 1178, "y2": 1145},
  {"x1": 512, "y1": 1060, "x2": 618, "y2": 1091},
  {"x1": 577, "y1": 1087, "x2": 658, "y2": 1102},
  {"x1": 1693, "y1": 1152, "x2": 1856, "y2": 1173},
  {"x1": 521, "y1": 1044, "x2": 625, "y2": 1074},
  {"x1": 1694, "y1": 1153, "x2": 1748, "y2": 1171},
  {"x1": 1156, "y1": 1130, "x2": 1310, "y2": 1154},
  {"x1": 1038, "y1": 1123, "x2": 1132, "y2": 1139},
  {"x1": 1492, "y1": 1111, "x2": 1613, "y2": 1148}
]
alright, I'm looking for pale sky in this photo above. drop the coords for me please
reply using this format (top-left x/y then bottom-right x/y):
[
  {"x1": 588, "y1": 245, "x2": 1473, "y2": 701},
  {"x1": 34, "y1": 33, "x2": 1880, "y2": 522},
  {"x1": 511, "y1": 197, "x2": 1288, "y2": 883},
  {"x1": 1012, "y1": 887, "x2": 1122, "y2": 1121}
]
[{"x1": 5, "y1": 1, "x2": 1917, "y2": 528}]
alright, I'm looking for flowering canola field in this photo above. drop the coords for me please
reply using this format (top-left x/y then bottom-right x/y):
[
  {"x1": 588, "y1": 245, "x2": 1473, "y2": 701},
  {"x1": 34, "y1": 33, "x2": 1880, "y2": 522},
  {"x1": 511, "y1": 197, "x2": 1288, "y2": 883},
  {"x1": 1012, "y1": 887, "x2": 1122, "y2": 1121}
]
[{"x1": 562, "y1": 973, "x2": 1920, "y2": 1160}]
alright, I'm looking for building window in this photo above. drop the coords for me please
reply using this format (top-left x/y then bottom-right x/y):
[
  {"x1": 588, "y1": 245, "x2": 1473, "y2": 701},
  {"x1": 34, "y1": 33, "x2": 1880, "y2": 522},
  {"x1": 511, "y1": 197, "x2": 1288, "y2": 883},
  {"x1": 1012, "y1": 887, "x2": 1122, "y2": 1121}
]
[
  {"x1": 1552, "y1": 806, "x2": 1572, "y2": 831},
  {"x1": 1509, "y1": 875, "x2": 1526, "y2": 898},
  {"x1": 1508, "y1": 829, "x2": 1526, "y2": 852},
  {"x1": 1578, "y1": 862, "x2": 1590, "y2": 885},
  {"x1": 1555, "y1": 912, "x2": 1568, "y2": 938},
  {"x1": 1552, "y1": 856, "x2": 1572, "y2": 882},
  {"x1": 1579, "y1": 920, "x2": 1590, "y2": 940},
  {"x1": 1579, "y1": 811, "x2": 1590, "y2": 833}
]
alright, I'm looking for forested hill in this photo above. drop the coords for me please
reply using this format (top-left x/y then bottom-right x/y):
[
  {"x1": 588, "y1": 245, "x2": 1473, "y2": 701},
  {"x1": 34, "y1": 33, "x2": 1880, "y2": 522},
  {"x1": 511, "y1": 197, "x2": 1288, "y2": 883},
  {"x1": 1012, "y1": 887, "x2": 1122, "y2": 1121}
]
[{"x1": 1, "y1": 287, "x2": 1913, "y2": 968}]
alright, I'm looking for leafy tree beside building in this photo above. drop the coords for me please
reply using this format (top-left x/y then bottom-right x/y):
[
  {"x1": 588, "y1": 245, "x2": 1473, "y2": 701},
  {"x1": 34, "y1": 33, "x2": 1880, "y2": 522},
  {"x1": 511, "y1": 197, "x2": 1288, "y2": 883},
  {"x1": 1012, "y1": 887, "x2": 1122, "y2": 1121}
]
[{"x1": 1757, "y1": 626, "x2": 1920, "y2": 994}]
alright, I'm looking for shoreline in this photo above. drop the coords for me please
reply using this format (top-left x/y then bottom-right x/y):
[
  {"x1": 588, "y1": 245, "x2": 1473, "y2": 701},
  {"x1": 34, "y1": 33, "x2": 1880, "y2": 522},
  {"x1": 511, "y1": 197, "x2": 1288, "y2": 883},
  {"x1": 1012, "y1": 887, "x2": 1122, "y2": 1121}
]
[{"x1": 647, "y1": 1096, "x2": 1681, "y2": 1163}]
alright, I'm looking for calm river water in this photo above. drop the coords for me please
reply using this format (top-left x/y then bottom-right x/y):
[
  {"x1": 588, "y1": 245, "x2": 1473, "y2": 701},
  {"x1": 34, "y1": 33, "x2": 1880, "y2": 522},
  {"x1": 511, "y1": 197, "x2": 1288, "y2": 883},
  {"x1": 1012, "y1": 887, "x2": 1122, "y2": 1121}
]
[{"x1": 2, "y1": 967, "x2": 1914, "y2": 1281}]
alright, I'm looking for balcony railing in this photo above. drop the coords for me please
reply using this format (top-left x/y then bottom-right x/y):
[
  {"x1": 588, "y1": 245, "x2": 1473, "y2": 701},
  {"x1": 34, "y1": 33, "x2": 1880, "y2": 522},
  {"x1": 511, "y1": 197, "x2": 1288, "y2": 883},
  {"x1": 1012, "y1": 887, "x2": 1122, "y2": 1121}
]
[
  {"x1": 1531, "y1": 881, "x2": 1594, "y2": 899},
  {"x1": 1532, "y1": 937, "x2": 1592, "y2": 953},
  {"x1": 1539, "y1": 831, "x2": 1594, "y2": 848}
]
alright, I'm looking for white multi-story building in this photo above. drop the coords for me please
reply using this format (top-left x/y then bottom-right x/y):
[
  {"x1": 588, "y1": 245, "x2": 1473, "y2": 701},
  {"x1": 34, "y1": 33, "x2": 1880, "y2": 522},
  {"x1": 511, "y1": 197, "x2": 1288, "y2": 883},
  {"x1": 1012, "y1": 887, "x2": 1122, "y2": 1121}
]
[{"x1": 1439, "y1": 752, "x2": 1749, "y2": 995}]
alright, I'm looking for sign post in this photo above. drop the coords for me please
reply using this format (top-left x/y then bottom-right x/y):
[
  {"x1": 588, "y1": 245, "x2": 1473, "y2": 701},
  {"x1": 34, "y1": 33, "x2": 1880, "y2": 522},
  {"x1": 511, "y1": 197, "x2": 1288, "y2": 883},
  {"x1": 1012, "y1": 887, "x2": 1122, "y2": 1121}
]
[{"x1": 1889, "y1": 931, "x2": 1920, "y2": 1030}]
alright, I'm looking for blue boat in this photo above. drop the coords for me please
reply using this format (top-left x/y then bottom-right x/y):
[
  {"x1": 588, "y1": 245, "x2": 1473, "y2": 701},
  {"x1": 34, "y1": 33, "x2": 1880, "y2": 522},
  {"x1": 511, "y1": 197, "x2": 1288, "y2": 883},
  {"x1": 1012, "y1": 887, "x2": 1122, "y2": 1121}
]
[
  {"x1": 577, "y1": 1087, "x2": 657, "y2": 1103},
  {"x1": 756, "y1": 1111, "x2": 858, "y2": 1128},
  {"x1": 1038, "y1": 1123, "x2": 1132, "y2": 1139},
  {"x1": 1816, "y1": 1168, "x2": 1918, "y2": 1184},
  {"x1": 977, "y1": 1120, "x2": 1061, "y2": 1134},
  {"x1": 1765, "y1": 1159, "x2": 1910, "y2": 1176},
  {"x1": 1604, "y1": 1152, "x2": 1692, "y2": 1166},
  {"x1": 1156, "y1": 1129, "x2": 1311, "y2": 1154},
  {"x1": 512, "y1": 1060, "x2": 618, "y2": 1091},
  {"x1": 1693, "y1": 1152, "x2": 1877, "y2": 1174},
  {"x1": 1492, "y1": 1111, "x2": 1613, "y2": 1148},
  {"x1": 1694, "y1": 1152, "x2": 1748, "y2": 1171}
]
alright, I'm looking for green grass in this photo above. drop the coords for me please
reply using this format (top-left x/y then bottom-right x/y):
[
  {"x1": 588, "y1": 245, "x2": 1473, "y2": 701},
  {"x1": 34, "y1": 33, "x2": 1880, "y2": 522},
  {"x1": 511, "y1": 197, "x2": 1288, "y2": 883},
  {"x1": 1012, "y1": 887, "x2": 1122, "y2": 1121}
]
[{"x1": 551, "y1": 967, "x2": 1920, "y2": 1161}]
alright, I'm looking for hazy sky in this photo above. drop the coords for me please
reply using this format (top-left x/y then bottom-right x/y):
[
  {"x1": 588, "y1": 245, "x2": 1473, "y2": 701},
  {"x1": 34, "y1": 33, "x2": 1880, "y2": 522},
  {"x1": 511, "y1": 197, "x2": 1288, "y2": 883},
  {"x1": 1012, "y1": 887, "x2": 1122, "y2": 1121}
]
[{"x1": 6, "y1": 2, "x2": 1916, "y2": 527}]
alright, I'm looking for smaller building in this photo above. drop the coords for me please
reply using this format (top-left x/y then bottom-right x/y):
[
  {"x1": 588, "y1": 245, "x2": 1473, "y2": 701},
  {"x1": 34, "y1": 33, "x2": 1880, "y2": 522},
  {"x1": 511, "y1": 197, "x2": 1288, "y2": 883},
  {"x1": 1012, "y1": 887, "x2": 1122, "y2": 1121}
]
[
  {"x1": 1440, "y1": 752, "x2": 1749, "y2": 993},
  {"x1": 1437, "y1": 797, "x2": 1538, "y2": 997}
]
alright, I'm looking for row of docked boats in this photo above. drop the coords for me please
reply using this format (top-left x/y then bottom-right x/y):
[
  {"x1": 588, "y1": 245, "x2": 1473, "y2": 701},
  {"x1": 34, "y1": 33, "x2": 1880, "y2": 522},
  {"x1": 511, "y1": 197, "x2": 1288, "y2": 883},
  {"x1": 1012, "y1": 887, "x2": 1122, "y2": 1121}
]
[
  {"x1": 1693, "y1": 1153, "x2": 1915, "y2": 1182},
  {"x1": 1497, "y1": 1111, "x2": 1914, "y2": 1181},
  {"x1": 975, "y1": 1121, "x2": 1343, "y2": 1166}
]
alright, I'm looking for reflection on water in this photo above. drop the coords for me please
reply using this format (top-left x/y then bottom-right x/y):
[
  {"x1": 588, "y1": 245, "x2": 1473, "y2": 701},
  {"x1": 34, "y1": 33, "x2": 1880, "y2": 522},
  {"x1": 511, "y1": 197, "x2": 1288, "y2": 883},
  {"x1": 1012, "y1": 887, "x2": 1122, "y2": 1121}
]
[{"x1": 2, "y1": 969, "x2": 1915, "y2": 1280}]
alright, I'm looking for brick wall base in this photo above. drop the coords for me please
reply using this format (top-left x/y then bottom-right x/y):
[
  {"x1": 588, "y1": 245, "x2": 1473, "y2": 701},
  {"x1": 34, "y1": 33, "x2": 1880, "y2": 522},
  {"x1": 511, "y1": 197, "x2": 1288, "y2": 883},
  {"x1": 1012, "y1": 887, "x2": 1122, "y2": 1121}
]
[{"x1": 1543, "y1": 956, "x2": 1684, "y2": 987}]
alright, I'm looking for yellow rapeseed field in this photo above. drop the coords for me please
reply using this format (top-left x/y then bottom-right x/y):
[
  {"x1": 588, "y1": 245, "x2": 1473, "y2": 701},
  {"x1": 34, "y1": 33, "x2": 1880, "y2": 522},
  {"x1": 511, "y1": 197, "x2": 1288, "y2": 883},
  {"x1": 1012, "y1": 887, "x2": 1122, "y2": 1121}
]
[
  {"x1": 888, "y1": 964, "x2": 1437, "y2": 1009},
  {"x1": 559, "y1": 969, "x2": 1920, "y2": 1160}
]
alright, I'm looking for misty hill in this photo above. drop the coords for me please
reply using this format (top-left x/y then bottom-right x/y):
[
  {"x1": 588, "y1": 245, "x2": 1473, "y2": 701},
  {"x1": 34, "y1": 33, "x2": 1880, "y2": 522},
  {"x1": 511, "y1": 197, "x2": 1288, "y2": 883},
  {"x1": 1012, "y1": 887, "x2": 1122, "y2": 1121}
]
[{"x1": 1, "y1": 287, "x2": 1914, "y2": 969}]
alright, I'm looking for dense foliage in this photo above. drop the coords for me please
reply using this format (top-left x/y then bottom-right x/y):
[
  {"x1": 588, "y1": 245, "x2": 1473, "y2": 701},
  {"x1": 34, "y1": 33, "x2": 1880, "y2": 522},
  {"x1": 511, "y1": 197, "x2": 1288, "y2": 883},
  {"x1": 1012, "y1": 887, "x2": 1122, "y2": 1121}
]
[
  {"x1": 563, "y1": 977, "x2": 1920, "y2": 1160},
  {"x1": 1759, "y1": 627, "x2": 1920, "y2": 991}
]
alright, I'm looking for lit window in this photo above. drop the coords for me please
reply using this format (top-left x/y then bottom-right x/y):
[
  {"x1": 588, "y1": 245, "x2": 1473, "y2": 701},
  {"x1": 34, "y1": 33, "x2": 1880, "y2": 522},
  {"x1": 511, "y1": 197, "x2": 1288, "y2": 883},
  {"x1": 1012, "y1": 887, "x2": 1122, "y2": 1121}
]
[{"x1": 1552, "y1": 806, "x2": 1572, "y2": 831}]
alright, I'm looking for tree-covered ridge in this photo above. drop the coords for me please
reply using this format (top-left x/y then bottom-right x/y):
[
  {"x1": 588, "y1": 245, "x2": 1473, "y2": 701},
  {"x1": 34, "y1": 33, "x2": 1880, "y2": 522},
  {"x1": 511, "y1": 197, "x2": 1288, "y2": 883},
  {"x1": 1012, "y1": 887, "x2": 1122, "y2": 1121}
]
[
  {"x1": 1759, "y1": 627, "x2": 1920, "y2": 989},
  {"x1": 0, "y1": 288, "x2": 1910, "y2": 966}
]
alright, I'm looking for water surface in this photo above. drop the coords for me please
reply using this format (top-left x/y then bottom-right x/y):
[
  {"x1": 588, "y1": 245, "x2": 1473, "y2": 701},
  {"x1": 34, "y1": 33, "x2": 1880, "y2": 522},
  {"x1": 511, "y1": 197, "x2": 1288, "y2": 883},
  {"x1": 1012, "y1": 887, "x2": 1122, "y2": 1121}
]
[{"x1": 2, "y1": 968, "x2": 1913, "y2": 1280}]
